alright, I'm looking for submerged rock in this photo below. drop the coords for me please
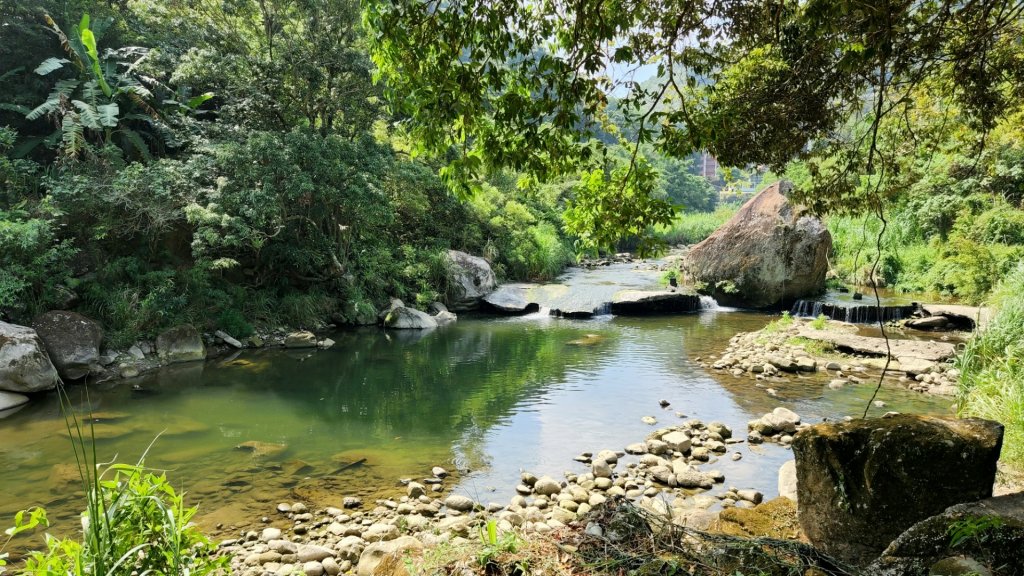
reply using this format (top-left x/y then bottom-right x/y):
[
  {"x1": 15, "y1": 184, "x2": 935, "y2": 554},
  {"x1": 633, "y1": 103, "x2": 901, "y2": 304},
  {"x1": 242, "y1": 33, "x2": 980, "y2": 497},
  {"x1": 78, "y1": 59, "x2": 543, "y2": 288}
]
[
  {"x1": 684, "y1": 181, "x2": 831, "y2": 308},
  {"x1": 446, "y1": 250, "x2": 497, "y2": 311},
  {"x1": 0, "y1": 321, "x2": 59, "y2": 393},
  {"x1": 32, "y1": 310, "x2": 103, "y2": 380},
  {"x1": 792, "y1": 415, "x2": 1003, "y2": 565}
]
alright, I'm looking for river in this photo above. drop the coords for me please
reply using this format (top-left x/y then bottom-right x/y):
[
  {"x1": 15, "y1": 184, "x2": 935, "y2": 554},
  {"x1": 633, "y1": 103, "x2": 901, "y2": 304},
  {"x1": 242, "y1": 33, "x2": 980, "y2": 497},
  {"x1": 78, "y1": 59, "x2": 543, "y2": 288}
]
[{"x1": 0, "y1": 306, "x2": 954, "y2": 543}]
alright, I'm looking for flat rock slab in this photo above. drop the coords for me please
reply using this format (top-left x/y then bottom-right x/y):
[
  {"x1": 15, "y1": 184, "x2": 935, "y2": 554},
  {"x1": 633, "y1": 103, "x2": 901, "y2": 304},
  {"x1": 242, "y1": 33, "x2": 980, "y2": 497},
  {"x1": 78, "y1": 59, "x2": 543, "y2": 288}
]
[
  {"x1": 610, "y1": 290, "x2": 700, "y2": 315},
  {"x1": 921, "y1": 304, "x2": 992, "y2": 331},
  {"x1": 482, "y1": 284, "x2": 542, "y2": 314},
  {"x1": 796, "y1": 328, "x2": 956, "y2": 362}
]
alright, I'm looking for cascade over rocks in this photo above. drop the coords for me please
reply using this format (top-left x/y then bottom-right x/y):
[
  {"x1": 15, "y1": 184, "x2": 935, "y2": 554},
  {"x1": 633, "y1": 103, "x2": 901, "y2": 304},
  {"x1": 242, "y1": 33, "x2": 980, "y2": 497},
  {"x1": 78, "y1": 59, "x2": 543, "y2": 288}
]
[
  {"x1": 445, "y1": 250, "x2": 497, "y2": 311},
  {"x1": 792, "y1": 414, "x2": 1003, "y2": 565},
  {"x1": 684, "y1": 181, "x2": 831, "y2": 309},
  {"x1": 32, "y1": 310, "x2": 104, "y2": 380},
  {"x1": 0, "y1": 321, "x2": 59, "y2": 393}
]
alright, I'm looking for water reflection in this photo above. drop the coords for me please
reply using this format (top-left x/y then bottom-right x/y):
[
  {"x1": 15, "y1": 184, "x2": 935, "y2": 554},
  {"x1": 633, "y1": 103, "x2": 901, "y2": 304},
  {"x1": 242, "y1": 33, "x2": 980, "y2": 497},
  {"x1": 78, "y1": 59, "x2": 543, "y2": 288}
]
[{"x1": 0, "y1": 312, "x2": 952, "y2": 544}]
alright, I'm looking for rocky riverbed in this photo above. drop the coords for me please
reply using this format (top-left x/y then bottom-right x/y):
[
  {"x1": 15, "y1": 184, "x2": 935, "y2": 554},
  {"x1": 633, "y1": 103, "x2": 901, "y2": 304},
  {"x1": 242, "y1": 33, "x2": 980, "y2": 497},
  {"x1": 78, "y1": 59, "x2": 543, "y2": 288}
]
[
  {"x1": 699, "y1": 316, "x2": 962, "y2": 396},
  {"x1": 220, "y1": 417, "x2": 788, "y2": 576}
]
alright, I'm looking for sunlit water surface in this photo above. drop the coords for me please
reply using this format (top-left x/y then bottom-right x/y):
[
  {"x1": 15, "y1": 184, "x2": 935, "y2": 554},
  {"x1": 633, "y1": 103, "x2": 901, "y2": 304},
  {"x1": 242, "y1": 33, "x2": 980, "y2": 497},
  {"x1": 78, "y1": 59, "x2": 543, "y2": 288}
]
[{"x1": 0, "y1": 309, "x2": 954, "y2": 544}]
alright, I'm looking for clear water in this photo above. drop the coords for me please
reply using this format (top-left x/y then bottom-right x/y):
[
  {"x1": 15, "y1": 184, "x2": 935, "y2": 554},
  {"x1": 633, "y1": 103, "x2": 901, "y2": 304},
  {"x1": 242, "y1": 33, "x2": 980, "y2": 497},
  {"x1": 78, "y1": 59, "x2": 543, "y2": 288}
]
[{"x1": 0, "y1": 311, "x2": 954, "y2": 545}]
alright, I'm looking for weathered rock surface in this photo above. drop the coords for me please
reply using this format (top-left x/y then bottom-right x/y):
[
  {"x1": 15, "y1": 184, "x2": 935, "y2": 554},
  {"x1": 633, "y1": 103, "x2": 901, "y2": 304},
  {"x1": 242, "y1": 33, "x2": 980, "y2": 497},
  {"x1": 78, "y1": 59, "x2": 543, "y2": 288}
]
[
  {"x1": 921, "y1": 304, "x2": 992, "y2": 331},
  {"x1": 481, "y1": 284, "x2": 541, "y2": 314},
  {"x1": 285, "y1": 331, "x2": 318, "y2": 349},
  {"x1": 792, "y1": 415, "x2": 1003, "y2": 565},
  {"x1": 155, "y1": 324, "x2": 206, "y2": 364},
  {"x1": 609, "y1": 290, "x2": 701, "y2": 315},
  {"x1": 778, "y1": 460, "x2": 798, "y2": 502},
  {"x1": 684, "y1": 181, "x2": 831, "y2": 308},
  {"x1": 446, "y1": 250, "x2": 497, "y2": 311},
  {"x1": 0, "y1": 390, "x2": 30, "y2": 414},
  {"x1": 0, "y1": 321, "x2": 59, "y2": 392},
  {"x1": 796, "y1": 327, "x2": 957, "y2": 363},
  {"x1": 32, "y1": 311, "x2": 103, "y2": 380},
  {"x1": 356, "y1": 536, "x2": 423, "y2": 576},
  {"x1": 383, "y1": 307, "x2": 437, "y2": 330},
  {"x1": 865, "y1": 491, "x2": 1024, "y2": 576}
]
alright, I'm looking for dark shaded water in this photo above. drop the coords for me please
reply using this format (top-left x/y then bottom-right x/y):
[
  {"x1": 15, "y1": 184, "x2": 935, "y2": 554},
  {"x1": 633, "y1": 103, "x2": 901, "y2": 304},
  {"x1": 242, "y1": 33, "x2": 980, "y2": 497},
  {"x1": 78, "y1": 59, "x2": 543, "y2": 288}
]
[{"x1": 0, "y1": 311, "x2": 954, "y2": 542}]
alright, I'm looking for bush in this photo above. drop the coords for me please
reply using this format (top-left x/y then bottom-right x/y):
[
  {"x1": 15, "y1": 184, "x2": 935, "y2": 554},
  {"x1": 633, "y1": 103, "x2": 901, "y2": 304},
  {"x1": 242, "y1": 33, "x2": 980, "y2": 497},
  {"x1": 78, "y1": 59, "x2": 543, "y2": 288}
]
[
  {"x1": 957, "y1": 262, "x2": 1024, "y2": 468},
  {"x1": 654, "y1": 204, "x2": 739, "y2": 246}
]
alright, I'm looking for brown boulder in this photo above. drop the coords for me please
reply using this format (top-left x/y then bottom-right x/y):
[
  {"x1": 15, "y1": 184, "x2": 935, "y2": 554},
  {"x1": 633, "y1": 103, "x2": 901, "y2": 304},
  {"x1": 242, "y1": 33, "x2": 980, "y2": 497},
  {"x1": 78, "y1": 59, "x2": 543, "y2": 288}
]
[
  {"x1": 792, "y1": 415, "x2": 1003, "y2": 565},
  {"x1": 684, "y1": 181, "x2": 831, "y2": 308},
  {"x1": 33, "y1": 310, "x2": 103, "y2": 380}
]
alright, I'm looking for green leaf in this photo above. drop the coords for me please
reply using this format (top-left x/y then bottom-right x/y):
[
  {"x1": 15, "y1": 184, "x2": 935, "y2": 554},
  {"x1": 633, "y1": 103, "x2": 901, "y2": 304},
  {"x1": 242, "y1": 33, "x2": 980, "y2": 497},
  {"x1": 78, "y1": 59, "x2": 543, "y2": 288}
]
[
  {"x1": 97, "y1": 103, "x2": 119, "y2": 127},
  {"x1": 186, "y1": 92, "x2": 215, "y2": 110},
  {"x1": 79, "y1": 22, "x2": 112, "y2": 97},
  {"x1": 34, "y1": 57, "x2": 70, "y2": 76},
  {"x1": 72, "y1": 100, "x2": 101, "y2": 129}
]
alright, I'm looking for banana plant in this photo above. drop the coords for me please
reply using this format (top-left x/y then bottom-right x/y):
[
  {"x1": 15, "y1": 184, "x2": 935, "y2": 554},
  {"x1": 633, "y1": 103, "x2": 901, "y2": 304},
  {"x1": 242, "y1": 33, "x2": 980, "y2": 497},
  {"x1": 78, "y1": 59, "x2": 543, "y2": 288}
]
[{"x1": 17, "y1": 13, "x2": 212, "y2": 161}]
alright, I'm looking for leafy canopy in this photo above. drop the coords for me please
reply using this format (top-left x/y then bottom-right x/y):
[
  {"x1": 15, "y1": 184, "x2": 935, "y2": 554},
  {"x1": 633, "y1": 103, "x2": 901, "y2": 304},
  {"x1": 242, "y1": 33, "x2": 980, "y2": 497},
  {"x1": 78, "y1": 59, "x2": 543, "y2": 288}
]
[{"x1": 364, "y1": 0, "x2": 1024, "y2": 225}]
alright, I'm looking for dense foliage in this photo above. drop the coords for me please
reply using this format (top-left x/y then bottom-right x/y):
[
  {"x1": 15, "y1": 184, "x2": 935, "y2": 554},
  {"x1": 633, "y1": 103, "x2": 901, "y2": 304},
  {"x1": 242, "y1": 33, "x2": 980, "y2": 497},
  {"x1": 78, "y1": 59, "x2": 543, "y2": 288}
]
[{"x1": 957, "y1": 263, "x2": 1024, "y2": 466}]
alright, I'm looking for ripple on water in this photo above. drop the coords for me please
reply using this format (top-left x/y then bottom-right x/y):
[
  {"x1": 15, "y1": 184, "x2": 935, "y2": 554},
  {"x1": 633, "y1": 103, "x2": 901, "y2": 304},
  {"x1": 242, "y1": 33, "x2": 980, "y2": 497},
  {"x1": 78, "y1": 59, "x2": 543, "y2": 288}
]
[{"x1": 0, "y1": 311, "x2": 952, "y2": 544}]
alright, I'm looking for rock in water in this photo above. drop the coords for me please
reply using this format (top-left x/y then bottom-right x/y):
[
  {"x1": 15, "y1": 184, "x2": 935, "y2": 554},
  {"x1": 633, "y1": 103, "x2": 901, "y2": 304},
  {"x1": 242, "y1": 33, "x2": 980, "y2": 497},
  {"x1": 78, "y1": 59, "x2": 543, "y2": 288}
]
[
  {"x1": 383, "y1": 307, "x2": 437, "y2": 330},
  {"x1": 0, "y1": 321, "x2": 59, "y2": 393},
  {"x1": 155, "y1": 324, "x2": 206, "y2": 364},
  {"x1": 445, "y1": 250, "x2": 497, "y2": 311},
  {"x1": 792, "y1": 415, "x2": 1003, "y2": 565},
  {"x1": 32, "y1": 311, "x2": 103, "y2": 380},
  {"x1": 684, "y1": 181, "x2": 831, "y2": 308},
  {"x1": 284, "y1": 331, "x2": 318, "y2": 348}
]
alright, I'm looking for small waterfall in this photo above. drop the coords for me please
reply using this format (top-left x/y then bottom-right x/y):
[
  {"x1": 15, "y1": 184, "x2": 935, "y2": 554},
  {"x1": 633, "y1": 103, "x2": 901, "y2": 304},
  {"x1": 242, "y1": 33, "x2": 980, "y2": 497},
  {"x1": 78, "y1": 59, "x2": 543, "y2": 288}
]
[
  {"x1": 594, "y1": 302, "x2": 612, "y2": 316},
  {"x1": 699, "y1": 295, "x2": 720, "y2": 310},
  {"x1": 791, "y1": 298, "x2": 920, "y2": 324}
]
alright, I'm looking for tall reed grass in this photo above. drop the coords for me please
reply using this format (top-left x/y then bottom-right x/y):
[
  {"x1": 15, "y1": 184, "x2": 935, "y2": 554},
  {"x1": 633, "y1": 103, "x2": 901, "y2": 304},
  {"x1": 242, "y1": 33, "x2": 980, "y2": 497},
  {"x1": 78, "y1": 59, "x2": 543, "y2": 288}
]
[
  {"x1": 654, "y1": 204, "x2": 740, "y2": 246},
  {"x1": 957, "y1": 262, "x2": 1024, "y2": 468}
]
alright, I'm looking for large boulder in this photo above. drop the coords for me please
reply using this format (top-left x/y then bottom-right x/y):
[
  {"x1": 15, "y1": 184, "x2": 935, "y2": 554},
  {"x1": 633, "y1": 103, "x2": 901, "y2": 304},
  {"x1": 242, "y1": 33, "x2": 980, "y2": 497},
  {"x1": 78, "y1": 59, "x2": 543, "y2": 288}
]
[
  {"x1": 155, "y1": 324, "x2": 206, "y2": 364},
  {"x1": 684, "y1": 181, "x2": 831, "y2": 308},
  {"x1": 865, "y1": 492, "x2": 1024, "y2": 576},
  {"x1": 792, "y1": 415, "x2": 1003, "y2": 565},
  {"x1": 32, "y1": 311, "x2": 103, "y2": 380},
  {"x1": 383, "y1": 307, "x2": 437, "y2": 330},
  {"x1": 445, "y1": 250, "x2": 497, "y2": 311},
  {"x1": 0, "y1": 321, "x2": 59, "y2": 393}
]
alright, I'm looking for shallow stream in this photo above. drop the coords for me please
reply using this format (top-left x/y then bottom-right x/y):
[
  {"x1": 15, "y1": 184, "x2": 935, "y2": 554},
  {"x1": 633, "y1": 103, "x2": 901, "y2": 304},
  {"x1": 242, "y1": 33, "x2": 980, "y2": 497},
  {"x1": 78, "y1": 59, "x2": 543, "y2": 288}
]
[{"x1": 0, "y1": 308, "x2": 954, "y2": 542}]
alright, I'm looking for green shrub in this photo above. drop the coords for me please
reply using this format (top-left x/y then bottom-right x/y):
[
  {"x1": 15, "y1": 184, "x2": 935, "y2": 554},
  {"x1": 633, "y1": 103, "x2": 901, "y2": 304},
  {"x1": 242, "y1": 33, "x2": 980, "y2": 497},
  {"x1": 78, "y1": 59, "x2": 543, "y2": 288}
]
[
  {"x1": 654, "y1": 203, "x2": 739, "y2": 246},
  {"x1": 957, "y1": 262, "x2": 1024, "y2": 468}
]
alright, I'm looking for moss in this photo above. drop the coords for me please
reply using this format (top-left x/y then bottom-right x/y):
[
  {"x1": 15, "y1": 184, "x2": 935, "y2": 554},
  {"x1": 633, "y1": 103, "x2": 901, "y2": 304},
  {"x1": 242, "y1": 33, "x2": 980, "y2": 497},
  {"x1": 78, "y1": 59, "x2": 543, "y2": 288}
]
[{"x1": 711, "y1": 497, "x2": 800, "y2": 539}]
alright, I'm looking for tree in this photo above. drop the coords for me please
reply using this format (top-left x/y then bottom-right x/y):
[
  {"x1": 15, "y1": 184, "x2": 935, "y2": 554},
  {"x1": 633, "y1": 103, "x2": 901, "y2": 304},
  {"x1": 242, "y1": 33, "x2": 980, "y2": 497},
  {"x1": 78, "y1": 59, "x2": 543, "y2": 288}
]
[
  {"x1": 364, "y1": 0, "x2": 1024, "y2": 230},
  {"x1": 128, "y1": 0, "x2": 381, "y2": 137}
]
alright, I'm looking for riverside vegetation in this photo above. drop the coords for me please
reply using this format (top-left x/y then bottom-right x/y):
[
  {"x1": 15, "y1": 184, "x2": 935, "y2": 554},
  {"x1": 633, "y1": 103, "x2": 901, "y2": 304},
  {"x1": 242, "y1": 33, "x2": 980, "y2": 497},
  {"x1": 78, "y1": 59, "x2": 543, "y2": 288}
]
[{"x1": 3, "y1": 0, "x2": 1024, "y2": 574}]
